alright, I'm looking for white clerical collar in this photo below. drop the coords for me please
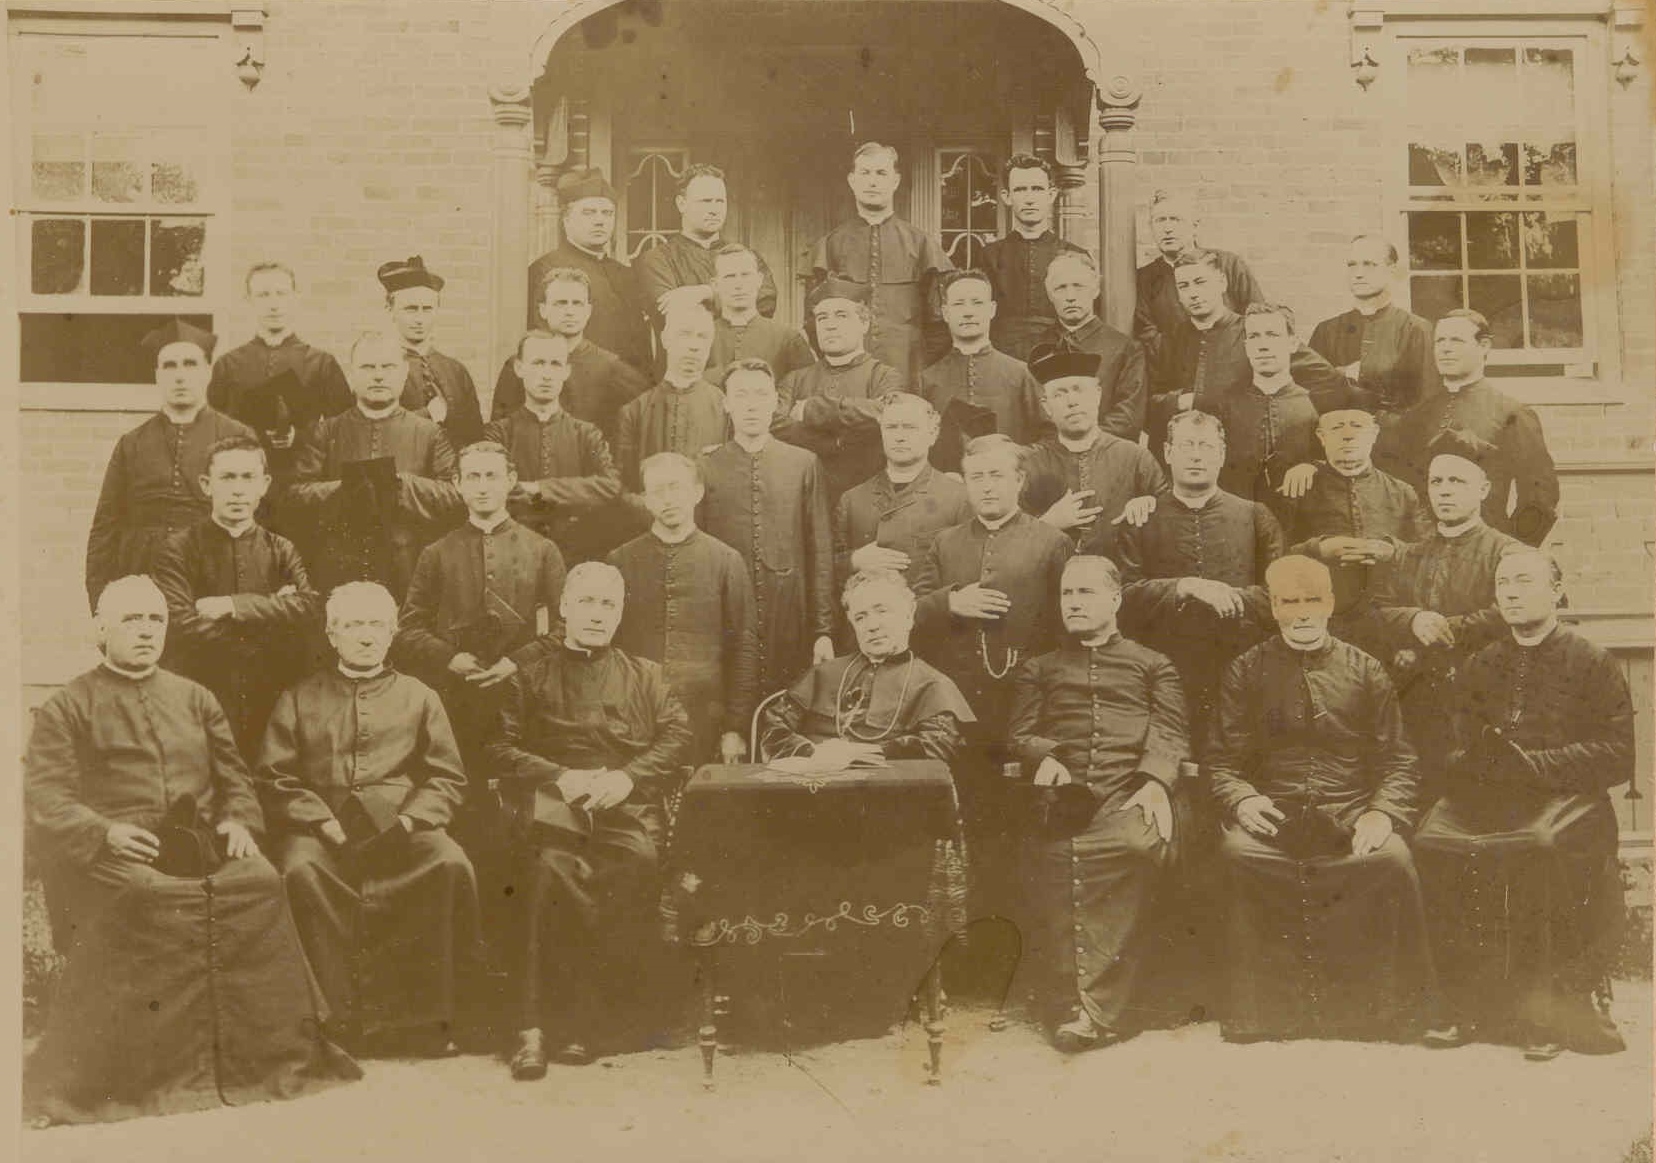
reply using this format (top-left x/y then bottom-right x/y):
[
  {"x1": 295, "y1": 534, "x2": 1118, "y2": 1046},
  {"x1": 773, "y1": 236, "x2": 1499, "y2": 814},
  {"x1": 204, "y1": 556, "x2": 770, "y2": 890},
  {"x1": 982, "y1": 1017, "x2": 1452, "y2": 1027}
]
[
  {"x1": 1437, "y1": 518, "x2": 1482, "y2": 539},
  {"x1": 977, "y1": 509, "x2": 1019, "y2": 532},
  {"x1": 1442, "y1": 376, "x2": 1484, "y2": 395},
  {"x1": 1062, "y1": 314, "x2": 1099, "y2": 335},
  {"x1": 1252, "y1": 370, "x2": 1295, "y2": 395},
  {"x1": 1330, "y1": 462, "x2": 1371, "y2": 480},
  {"x1": 857, "y1": 208, "x2": 895, "y2": 227},
  {"x1": 257, "y1": 329, "x2": 293, "y2": 347},
  {"x1": 524, "y1": 400, "x2": 561, "y2": 422},
  {"x1": 663, "y1": 374, "x2": 702, "y2": 391},
  {"x1": 469, "y1": 512, "x2": 511, "y2": 535},
  {"x1": 1057, "y1": 428, "x2": 1104, "y2": 453},
  {"x1": 163, "y1": 406, "x2": 205, "y2": 426},
  {"x1": 1284, "y1": 634, "x2": 1331, "y2": 653},
  {"x1": 1172, "y1": 487, "x2": 1219, "y2": 510},
  {"x1": 683, "y1": 232, "x2": 722, "y2": 250},
  {"x1": 953, "y1": 340, "x2": 992, "y2": 357},
  {"x1": 1012, "y1": 224, "x2": 1052, "y2": 241},
  {"x1": 721, "y1": 308, "x2": 758, "y2": 328},
  {"x1": 1079, "y1": 629, "x2": 1121, "y2": 649},
  {"x1": 102, "y1": 659, "x2": 157, "y2": 680},
  {"x1": 1354, "y1": 293, "x2": 1392, "y2": 318},
  {"x1": 355, "y1": 403, "x2": 400, "y2": 421},
  {"x1": 1190, "y1": 310, "x2": 1231, "y2": 333},
  {"x1": 824, "y1": 348, "x2": 865, "y2": 368},
  {"x1": 734, "y1": 433, "x2": 771, "y2": 455},
  {"x1": 1511, "y1": 619, "x2": 1559, "y2": 647},
  {"x1": 403, "y1": 340, "x2": 433, "y2": 358},
  {"x1": 338, "y1": 662, "x2": 387, "y2": 681},
  {"x1": 885, "y1": 462, "x2": 925, "y2": 485},
  {"x1": 212, "y1": 515, "x2": 256, "y2": 539},
  {"x1": 569, "y1": 242, "x2": 609, "y2": 261},
  {"x1": 651, "y1": 523, "x2": 696, "y2": 546}
]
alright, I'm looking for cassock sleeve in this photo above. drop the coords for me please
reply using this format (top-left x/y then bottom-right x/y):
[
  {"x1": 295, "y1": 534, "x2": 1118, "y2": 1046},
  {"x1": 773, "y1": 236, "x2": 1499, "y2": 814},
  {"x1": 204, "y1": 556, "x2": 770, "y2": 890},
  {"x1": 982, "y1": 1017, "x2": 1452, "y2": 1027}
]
[
  {"x1": 491, "y1": 359, "x2": 524, "y2": 421},
  {"x1": 487, "y1": 673, "x2": 565, "y2": 792},
  {"x1": 531, "y1": 424, "x2": 622, "y2": 512},
  {"x1": 398, "y1": 430, "x2": 464, "y2": 523},
  {"x1": 779, "y1": 329, "x2": 816, "y2": 380},
  {"x1": 25, "y1": 690, "x2": 114, "y2": 868},
  {"x1": 1137, "y1": 653, "x2": 1191, "y2": 788},
  {"x1": 1359, "y1": 656, "x2": 1419, "y2": 829},
  {"x1": 203, "y1": 686, "x2": 265, "y2": 832},
  {"x1": 287, "y1": 421, "x2": 342, "y2": 506},
  {"x1": 229, "y1": 536, "x2": 319, "y2": 627},
  {"x1": 1016, "y1": 365, "x2": 1050, "y2": 445},
  {"x1": 508, "y1": 541, "x2": 567, "y2": 672},
  {"x1": 1101, "y1": 340, "x2": 1148, "y2": 441},
  {"x1": 84, "y1": 437, "x2": 129, "y2": 609},
  {"x1": 399, "y1": 688, "x2": 468, "y2": 827},
  {"x1": 880, "y1": 712, "x2": 966, "y2": 763},
  {"x1": 831, "y1": 491, "x2": 855, "y2": 588},
  {"x1": 621, "y1": 665, "x2": 693, "y2": 798},
  {"x1": 756, "y1": 251, "x2": 780, "y2": 320},
  {"x1": 1289, "y1": 346, "x2": 1353, "y2": 414},
  {"x1": 1520, "y1": 645, "x2": 1636, "y2": 794},
  {"x1": 152, "y1": 530, "x2": 232, "y2": 649},
  {"x1": 395, "y1": 543, "x2": 459, "y2": 675},
  {"x1": 616, "y1": 396, "x2": 644, "y2": 492},
  {"x1": 634, "y1": 247, "x2": 676, "y2": 327},
  {"x1": 1008, "y1": 655, "x2": 1062, "y2": 775},
  {"x1": 910, "y1": 532, "x2": 956, "y2": 635},
  {"x1": 721, "y1": 556, "x2": 761, "y2": 737},
  {"x1": 1206, "y1": 654, "x2": 1265, "y2": 816},
  {"x1": 758, "y1": 678, "x2": 817, "y2": 761},
  {"x1": 1222, "y1": 252, "x2": 1265, "y2": 313},
  {"x1": 803, "y1": 455, "x2": 836, "y2": 641},
  {"x1": 1241, "y1": 503, "x2": 1286, "y2": 627},
  {"x1": 206, "y1": 358, "x2": 233, "y2": 414},
  {"x1": 1504, "y1": 405, "x2": 1560, "y2": 547},
  {"x1": 255, "y1": 688, "x2": 338, "y2": 830},
  {"x1": 317, "y1": 352, "x2": 355, "y2": 417},
  {"x1": 1116, "y1": 524, "x2": 1183, "y2": 627}
]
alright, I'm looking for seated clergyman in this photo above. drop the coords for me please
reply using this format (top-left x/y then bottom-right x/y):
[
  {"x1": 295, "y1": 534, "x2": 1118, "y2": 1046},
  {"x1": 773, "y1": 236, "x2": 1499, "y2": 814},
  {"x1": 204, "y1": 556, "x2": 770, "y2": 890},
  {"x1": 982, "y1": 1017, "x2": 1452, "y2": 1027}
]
[
  {"x1": 1415, "y1": 548, "x2": 1632, "y2": 1060},
  {"x1": 489, "y1": 561, "x2": 693, "y2": 1078},
  {"x1": 257, "y1": 581, "x2": 480, "y2": 1056},
  {"x1": 1207, "y1": 555, "x2": 1438, "y2": 1044},
  {"x1": 24, "y1": 576, "x2": 356, "y2": 1126},
  {"x1": 1007, "y1": 555, "x2": 1189, "y2": 1052},
  {"x1": 759, "y1": 568, "x2": 975, "y2": 769}
]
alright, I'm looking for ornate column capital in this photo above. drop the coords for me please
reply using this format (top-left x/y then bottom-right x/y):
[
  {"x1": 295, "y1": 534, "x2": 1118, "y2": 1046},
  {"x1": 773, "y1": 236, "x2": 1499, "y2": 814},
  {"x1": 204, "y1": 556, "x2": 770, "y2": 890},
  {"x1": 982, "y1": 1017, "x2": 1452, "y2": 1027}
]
[
  {"x1": 489, "y1": 85, "x2": 533, "y2": 129},
  {"x1": 1096, "y1": 77, "x2": 1142, "y2": 134}
]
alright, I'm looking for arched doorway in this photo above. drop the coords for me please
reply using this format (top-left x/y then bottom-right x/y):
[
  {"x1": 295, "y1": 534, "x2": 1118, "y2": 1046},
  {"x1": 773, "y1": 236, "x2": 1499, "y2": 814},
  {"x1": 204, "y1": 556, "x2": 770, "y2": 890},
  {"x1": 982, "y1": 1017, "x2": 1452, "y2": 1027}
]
[{"x1": 488, "y1": 0, "x2": 1137, "y2": 369}]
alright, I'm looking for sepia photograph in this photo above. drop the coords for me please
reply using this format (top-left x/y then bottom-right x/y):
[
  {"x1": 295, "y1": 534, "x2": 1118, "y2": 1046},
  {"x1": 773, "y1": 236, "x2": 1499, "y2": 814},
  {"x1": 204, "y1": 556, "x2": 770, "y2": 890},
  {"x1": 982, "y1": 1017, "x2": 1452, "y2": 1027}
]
[{"x1": 4, "y1": 0, "x2": 1653, "y2": 1159}]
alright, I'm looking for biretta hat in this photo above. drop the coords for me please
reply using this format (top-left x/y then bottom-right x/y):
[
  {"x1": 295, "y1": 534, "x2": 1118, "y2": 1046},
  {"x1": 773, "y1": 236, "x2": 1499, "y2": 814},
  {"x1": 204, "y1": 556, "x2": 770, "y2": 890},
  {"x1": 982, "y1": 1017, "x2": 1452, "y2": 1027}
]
[
  {"x1": 1027, "y1": 342, "x2": 1100, "y2": 385},
  {"x1": 555, "y1": 166, "x2": 616, "y2": 205},
  {"x1": 1426, "y1": 426, "x2": 1498, "y2": 471},
  {"x1": 805, "y1": 273, "x2": 870, "y2": 313},
  {"x1": 141, "y1": 318, "x2": 217, "y2": 362},
  {"x1": 377, "y1": 255, "x2": 444, "y2": 294}
]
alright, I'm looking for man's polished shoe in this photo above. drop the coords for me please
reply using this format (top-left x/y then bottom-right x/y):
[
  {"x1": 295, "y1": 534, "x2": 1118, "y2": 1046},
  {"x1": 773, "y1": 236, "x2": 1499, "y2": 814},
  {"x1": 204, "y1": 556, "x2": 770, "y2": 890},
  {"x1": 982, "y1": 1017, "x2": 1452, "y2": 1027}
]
[
  {"x1": 1522, "y1": 1040, "x2": 1563, "y2": 1063},
  {"x1": 1053, "y1": 1012, "x2": 1119, "y2": 1054},
  {"x1": 510, "y1": 1029, "x2": 548, "y2": 1081},
  {"x1": 552, "y1": 1040, "x2": 594, "y2": 1066},
  {"x1": 1422, "y1": 1024, "x2": 1469, "y2": 1049}
]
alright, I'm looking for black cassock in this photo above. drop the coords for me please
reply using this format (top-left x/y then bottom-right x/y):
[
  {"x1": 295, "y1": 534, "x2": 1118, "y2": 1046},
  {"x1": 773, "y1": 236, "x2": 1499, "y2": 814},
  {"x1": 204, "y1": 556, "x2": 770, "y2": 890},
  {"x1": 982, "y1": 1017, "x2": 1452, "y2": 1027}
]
[
  {"x1": 1414, "y1": 625, "x2": 1632, "y2": 1053},
  {"x1": 399, "y1": 346, "x2": 486, "y2": 450},
  {"x1": 525, "y1": 244, "x2": 653, "y2": 373},
  {"x1": 1207, "y1": 637, "x2": 1437, "y2": 1041}
]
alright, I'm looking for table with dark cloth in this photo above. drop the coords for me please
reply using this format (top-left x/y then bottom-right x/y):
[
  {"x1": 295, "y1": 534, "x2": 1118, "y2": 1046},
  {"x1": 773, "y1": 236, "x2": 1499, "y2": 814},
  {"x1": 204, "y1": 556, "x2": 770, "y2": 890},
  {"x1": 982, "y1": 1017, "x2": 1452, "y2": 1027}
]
[{"x1": 662, "y1": 759, "x2": 968, "y2": 1085}]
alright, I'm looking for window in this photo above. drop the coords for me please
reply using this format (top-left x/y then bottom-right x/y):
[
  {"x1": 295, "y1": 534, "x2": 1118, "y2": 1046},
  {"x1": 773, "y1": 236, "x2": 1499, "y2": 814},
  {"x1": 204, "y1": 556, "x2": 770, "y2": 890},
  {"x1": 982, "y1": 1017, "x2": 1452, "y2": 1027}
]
[
  {"x1": 11, "y1": 21, "x2": 228, "y2": 387},
  {"x1": 1394, "y1": 30, "x2": 1610, "y2": 381},
  {"x1": 620, "y1": 146, "x2": 690, "y2": 262},
  {"x1": 937, "y1": 149, "x2": 1001, "y2": 269}
]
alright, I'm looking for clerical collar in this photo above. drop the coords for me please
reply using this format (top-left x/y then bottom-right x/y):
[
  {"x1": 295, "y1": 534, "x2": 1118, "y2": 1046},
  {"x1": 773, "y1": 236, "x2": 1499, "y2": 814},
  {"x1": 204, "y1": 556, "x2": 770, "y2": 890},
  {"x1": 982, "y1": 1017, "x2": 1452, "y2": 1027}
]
[
  {"x1": 857, "y1": 207, "x2": 895, "y2": 227},
  {"x1": 885, "y1": 462, "x2": 926, "y2": 486},
  {"x1": 1283, "y1": 634, "x2": 1332, "y2": 655},
  {"x1": 469, "y1": 512, "x2": 511, "y2": 535},
  {"x1": 562, "y1": 637, "x2": 608, "y2": 658},
  {"x1": 1012, "y1": 225, "x2": 1053, "y2": 241},
  {"x1": 1190, "y1": 309, "x2": 1233, "y2": 333},
  {"x1": 1172, "y1": 486, "x2": 1219, "y2": 510},
  {"x1": 977, "y1": 509, "x2": 1020, "y2": 532},
  {"x1": 524, "y1": 399, "x2": 561, "y2": 422},
  {"x1": 1252, "y1": 370, "x2": 1295, "y2": 396},
  {"x1": 569, "y1": 241, "x2": 609, "y2": 262},
  {"x1": 823, "y1": 348, "x2": 865, "y2": 368},
  {"x1": 355, "y1": 402, "x2": 401, "y2": 421},
  {"x1": 663, "y1": 374, "x2": 701, "y2": 391},
  {"x1": 721, "y1": 308, "x2": 758, "y2": 328},
  {"x1": 1442, "y1": 376, "x2": 1484, "y2": 395},
  {"x1": 1062, "y1": 314, "x2": 1099, "y2": 335},
  {"x1": 1354, "y1": 293, "x2": 1392, "y2": 318},
  {"x1": 403, "y1": 340, "x2": 433, "y2": 358},
  {"x1": 734, "y1": 433, "x2": 771, "y2": 455},
  {"x1": 683, "y1": 232, "x2": 722, "y2": 250},
  {"x1": 652, "y1": 523, "x2": 697, "y2": 546},
  {"x1": 1079, "y1": 629, "x2": 1122, "y2": 649},
  {"x1": 338, "y1": 662, "x2": 387, "y2": 681},
  {"x1": 211, "y1": 514, "x2": 256, "y2": 538},
  {"x1": 1437, "y1": 518, "x2": 1482, "y2": 539},
  {"x1": 1057, "y1": 428, "x2": 1104, "y2": 454},
  {"x1": 861, "y1": 647, "x2": 913, "y2": 667},
  {"x1": 953, "y1": 339, "x2": 992, "y2": 357},
  {"x1": 163, "y1": 406, "x2": 205, "y2": 426},
  {"x1": 257, "y1": 329, "x2": 294, "y2": 348},
  {"x1": 102, "y1": 659, "x2": 157, "y2": 681},
  {"x1": 1511, "y1": 618, "x2": 1559, "y2": 647}
]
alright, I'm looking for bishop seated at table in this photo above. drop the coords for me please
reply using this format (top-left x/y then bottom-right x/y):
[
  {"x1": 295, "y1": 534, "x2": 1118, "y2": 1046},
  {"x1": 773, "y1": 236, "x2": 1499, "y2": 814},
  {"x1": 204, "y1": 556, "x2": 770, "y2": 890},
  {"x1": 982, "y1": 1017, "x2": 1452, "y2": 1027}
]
[
  {"x1": 488, "y1": 561, "x2": 693, "y2": 1079},
  {"x1": 759, "y1": 568, "x2": 975, "y2": 769},
  {"x1": 24, "y1": 576, "x2": 357, "y2": 1126}
]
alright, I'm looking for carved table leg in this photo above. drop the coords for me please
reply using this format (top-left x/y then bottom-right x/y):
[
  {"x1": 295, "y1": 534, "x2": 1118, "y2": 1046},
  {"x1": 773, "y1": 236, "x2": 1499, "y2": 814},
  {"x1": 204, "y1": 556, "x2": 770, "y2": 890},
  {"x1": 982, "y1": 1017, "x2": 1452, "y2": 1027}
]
[
  {"x1": 924, "y1": 960, "x2": 944, "y2": 1085},
  {"x1": 698, "y1": 944, "x2": 718, "y2": 1090}
]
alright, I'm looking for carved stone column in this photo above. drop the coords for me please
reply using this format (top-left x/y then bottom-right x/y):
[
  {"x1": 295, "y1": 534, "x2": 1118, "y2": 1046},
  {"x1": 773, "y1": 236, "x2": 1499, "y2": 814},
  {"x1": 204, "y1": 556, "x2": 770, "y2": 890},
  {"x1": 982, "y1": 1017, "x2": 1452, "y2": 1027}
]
[
  {"x1": 1095, "y1": 77, "x2": 1142, "y2": 334},
  {"x1": 490, "y1": 85, "x2": 535, "y2": 378}
]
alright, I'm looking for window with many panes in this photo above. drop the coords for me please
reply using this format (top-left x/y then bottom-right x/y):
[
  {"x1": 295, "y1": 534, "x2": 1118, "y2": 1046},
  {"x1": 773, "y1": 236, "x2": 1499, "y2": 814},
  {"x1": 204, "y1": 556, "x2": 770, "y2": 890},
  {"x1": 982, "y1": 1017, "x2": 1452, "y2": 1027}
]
[
  {"x1": 621, "y1": 146, "x2": 690, "y2": 262},
  {"x1": 1396, "y1": 30, "x2": 1609, "y2": 380},
  {"x1": 11, "y1": 20, "x2": 228, "y2": 387},
  {"x1": 937, "y1": 148, "x2": 1002, "y2": 269}
]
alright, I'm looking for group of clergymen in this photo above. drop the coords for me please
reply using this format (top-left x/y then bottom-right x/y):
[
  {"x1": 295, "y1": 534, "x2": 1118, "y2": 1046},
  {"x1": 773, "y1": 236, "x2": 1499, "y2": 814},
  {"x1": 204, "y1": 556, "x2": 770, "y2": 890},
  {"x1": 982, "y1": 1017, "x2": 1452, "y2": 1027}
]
[{"x1": 25, "y1": 141, "x2": 1630, "y2": 1128}]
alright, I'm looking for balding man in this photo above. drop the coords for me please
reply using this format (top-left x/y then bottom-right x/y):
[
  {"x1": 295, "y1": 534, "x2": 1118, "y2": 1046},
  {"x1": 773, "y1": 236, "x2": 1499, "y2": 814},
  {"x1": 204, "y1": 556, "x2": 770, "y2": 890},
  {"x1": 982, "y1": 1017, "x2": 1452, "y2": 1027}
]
[
  {"x1": 288, "y1": 329, "x2": 464, "y2": 602},
  {"x1": 1394, "y1": 309, "x2": 1559, "y2": 546},
  {"x1": 811, "y1": 142, "x2": 953, "y2": 383},
  {"x1": 1133, "y1": 189, "x2": 1264, "y2": 365},
  {"x1": 1416, "y1": 549, "x2": 1631, "y2": 1059},
  {"x1": 1208, "y1": 556, "x2": 1435, "y2": 1044},
  {"x1": 1009, "y1": 555, "x2": 1189, "y2": 1051},
  {"x1": 1308, "y1": 235, "x2": 1437, "y2": 422},
  {"x1": 615, "y1": 293, "x2": 729, "y2": 492},
  {"x1": 25, "y1": 576, "x2": 354, "y2": 1125},
  {"x1": 259, "y1": 581, "x2": 479, "y2": 1056},
  {"x1": 1038, "y1": 251, "x2": 1146, "y2": 440},
  {"x1": 86, "y1": 319, "x2": 256, "y2": 608},
  {"x1": 490, "y1": 561, "x2": 692, "y2": 1076}
]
